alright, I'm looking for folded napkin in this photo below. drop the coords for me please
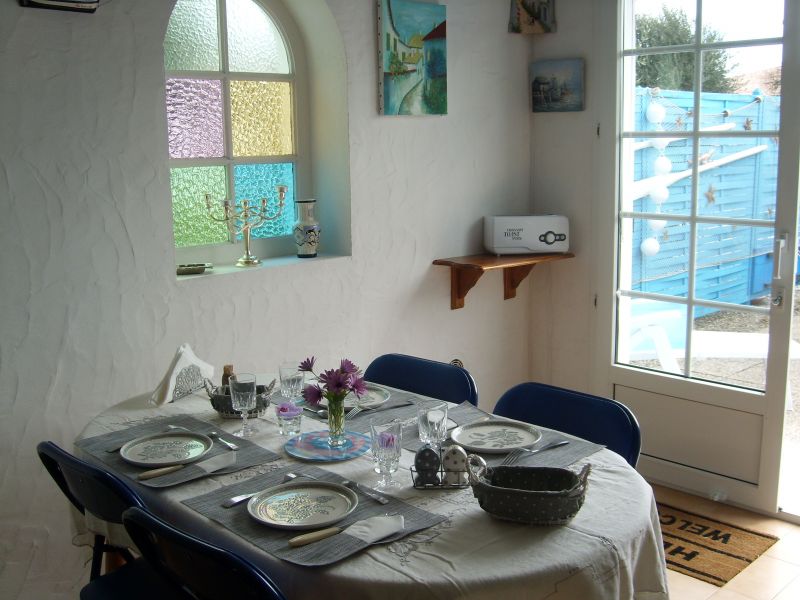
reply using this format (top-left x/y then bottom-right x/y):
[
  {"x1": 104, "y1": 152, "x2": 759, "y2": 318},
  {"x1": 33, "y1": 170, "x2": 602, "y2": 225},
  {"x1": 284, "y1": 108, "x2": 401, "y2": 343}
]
[
  {"x1": 345, "y1": 515, "x2": 405, "y2": 543},
  {"x1": 150, "y1": 343, "x2": 214, "y2": 406}
]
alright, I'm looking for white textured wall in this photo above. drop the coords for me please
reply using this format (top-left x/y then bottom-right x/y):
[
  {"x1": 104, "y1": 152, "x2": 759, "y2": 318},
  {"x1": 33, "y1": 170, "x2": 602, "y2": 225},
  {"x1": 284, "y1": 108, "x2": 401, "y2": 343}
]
[
  {"x1": 0, "y1": 0, "x2": 532, "y2": 596},
  {"x1": 528, "y1": 0, "x2": 597, "y2": 391}
]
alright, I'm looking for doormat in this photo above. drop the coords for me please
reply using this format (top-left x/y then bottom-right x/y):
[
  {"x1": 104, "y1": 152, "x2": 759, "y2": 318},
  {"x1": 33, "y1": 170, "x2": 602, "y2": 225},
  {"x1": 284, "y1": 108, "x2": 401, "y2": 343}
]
[{"x1": 658, "y1": 503, "x2": 778, "y2": 586}]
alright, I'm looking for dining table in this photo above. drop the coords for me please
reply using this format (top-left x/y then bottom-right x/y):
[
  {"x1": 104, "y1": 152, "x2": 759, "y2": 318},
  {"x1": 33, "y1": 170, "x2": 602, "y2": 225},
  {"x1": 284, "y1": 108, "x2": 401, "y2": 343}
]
[{"x1": 74, "y1": 378, "x2": 669, "y2": 600}]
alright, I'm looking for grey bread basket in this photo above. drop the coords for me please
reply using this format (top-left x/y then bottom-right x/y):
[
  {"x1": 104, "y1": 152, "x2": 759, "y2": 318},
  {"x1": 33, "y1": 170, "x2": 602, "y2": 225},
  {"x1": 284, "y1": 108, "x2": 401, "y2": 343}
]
[
  {"x1": 468, "y1": 456, "x2": 591, "y2": 525},
  {"x1": 205, "y1": 379, "x2": 276, "y2": 419}
]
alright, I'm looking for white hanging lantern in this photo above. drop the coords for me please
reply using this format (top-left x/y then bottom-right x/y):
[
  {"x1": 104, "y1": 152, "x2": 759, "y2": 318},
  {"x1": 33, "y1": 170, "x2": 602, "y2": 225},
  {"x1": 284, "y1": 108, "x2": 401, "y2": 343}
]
[
  {"x1": 652, "y1": 137, "x2": 670, "y2": 151},
  {"x1": 649, "y1": 185, "x2": 669, "y2": 204},
  {"x1": 646, "y1": 102, "x2": 666, "y2": 125},
  {"x1": 648, "y1": 219, "x2": 667, "y2": 232},
  {"x1": 654, "y1": 155, "x2": 672, "y2": 175},
  {"x1": 640, "y1": 237, "x2": 660, "y2": 256}
]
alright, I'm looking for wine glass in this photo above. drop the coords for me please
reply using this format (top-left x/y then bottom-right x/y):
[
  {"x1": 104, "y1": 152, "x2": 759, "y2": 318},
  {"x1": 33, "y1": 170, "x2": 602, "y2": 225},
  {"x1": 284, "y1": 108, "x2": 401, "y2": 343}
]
[
  {"x1": 230, "y1": 373, "x2": 257, "y2": 438},
  {"x1": 370, "y1": 419, "x2": 402, "y2": 489}
]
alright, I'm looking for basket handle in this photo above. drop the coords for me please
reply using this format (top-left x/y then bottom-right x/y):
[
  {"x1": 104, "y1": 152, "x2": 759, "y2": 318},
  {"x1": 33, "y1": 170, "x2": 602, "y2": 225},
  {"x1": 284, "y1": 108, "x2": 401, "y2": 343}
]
[
  {"x1": 566, "y1": 464, "x2": 592, "y2": 498},
  {"x1": 466, "y1": 454, "x2": 488, "y2": 484}
]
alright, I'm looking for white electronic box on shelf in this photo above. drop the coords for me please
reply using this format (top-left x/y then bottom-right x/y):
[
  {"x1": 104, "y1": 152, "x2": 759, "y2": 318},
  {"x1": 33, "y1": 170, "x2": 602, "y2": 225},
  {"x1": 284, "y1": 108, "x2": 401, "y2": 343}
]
[{"x1": 483, "y1": 215, "x2": 570, "y2": 255}]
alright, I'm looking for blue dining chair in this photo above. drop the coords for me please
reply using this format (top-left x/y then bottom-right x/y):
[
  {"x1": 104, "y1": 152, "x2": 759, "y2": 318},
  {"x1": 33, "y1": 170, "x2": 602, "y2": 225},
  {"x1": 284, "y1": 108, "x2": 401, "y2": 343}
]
[
  {"x1": 492, "y1": 382, "x2": 642, "y2": 467},
  {"x1": 122, "y1": 506, "x2": 288, "y2": 600},
  {"x1": 37, "y1": 441, "x2": 149, "y2": 580},
  {"x1": 364, "y1": 353, "x2": 479, "y2": 406}
]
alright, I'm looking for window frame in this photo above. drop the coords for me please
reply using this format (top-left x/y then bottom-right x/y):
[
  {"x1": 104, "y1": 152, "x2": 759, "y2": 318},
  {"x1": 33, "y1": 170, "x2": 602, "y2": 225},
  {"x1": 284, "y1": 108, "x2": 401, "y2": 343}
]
[{"x1": 165, "y1": 0, "x2": 311, "y2": 268}]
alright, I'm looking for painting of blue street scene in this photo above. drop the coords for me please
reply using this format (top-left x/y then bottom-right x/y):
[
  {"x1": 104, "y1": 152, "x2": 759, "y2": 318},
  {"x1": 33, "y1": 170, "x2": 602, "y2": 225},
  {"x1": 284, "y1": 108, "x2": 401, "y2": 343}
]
[
  {"x1": 530, "y1": 58, "x2": 584, "y2": 112},
  {"x1": 380, "y1": 0, "x2": 447, "y2": 116}
]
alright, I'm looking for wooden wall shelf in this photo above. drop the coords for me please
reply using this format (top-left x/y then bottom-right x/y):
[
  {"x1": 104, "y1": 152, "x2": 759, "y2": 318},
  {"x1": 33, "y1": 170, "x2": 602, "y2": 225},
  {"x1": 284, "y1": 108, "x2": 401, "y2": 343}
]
[{"x1": 432, "y1": 253, "x2": 574, "y2": 310}]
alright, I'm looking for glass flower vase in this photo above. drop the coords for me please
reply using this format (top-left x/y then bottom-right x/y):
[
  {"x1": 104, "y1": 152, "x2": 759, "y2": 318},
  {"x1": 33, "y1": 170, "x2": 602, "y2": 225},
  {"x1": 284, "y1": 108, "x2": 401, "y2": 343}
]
[{"x1": 327, "y1": 394, "x2": 346, "y2": 447}]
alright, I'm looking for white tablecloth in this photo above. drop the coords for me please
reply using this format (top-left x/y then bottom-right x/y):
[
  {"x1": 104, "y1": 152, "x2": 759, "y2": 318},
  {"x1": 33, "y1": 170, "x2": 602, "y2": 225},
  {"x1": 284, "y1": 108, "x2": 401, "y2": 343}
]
[{"x1": 76, "y1": 386, "x2": 669, "y2": 600}]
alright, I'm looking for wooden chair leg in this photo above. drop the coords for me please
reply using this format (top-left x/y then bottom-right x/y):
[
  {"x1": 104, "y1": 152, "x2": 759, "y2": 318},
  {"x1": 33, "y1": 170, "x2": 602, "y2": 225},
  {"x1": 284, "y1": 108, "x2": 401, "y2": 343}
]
[{"x1": 103, "y1": 549, "x2": 128, "y2": 574}]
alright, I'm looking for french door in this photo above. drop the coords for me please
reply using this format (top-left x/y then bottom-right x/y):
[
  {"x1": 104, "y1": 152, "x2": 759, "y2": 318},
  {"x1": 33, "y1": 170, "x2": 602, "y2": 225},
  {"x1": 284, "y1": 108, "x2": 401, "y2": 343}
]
[{"x1": 597, "y1": 0, "x2": 799, "y2": 513}]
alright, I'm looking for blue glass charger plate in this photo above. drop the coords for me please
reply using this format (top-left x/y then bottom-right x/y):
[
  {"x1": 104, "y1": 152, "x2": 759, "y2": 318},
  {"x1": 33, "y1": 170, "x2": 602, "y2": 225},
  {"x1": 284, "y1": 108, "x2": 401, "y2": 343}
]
[{"x1": 284, "y1": 431, "x2": 371, "y2": 462}]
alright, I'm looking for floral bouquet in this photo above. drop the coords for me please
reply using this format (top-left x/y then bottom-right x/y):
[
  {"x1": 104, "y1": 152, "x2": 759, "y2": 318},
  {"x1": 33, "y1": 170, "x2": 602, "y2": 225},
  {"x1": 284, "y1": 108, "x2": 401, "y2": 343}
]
[{"x1": 299, "y1": 357, "x2": 367, "y2": 447}]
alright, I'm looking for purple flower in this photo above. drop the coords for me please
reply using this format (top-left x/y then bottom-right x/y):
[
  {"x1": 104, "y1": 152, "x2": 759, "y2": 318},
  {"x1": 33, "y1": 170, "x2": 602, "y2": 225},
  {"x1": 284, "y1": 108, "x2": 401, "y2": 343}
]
[
  {"x1": 302, "y1": 384, "x2": 323, "y2": 406},
  {"x1": 276, "y1": 402, "x2": 302, "y2": 418},
  {"x1": 298, "y1": 357, "x2": 316, "y2": 372},
  {"x1": 319, "y1": 369, "x2": 348, "y2": 395},
  {"x1": 378, "y1": 431, "x2": 397, "y2": 449},
  {"x1": 348, "y1": 375, "x2": 368, "y2": 398},
  {"x1": 340, "y1": 358, "x2": 359, "y2": 375}
]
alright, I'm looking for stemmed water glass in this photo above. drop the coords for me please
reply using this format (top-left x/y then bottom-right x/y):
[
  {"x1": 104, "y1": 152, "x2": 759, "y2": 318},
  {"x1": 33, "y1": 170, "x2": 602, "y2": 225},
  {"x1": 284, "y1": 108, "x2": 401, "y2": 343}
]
[
  {"x1": 370, "y1": 420, "x2": 402, "y2": 488},
  {"x1": 230, "y1": 373, "x2": 258, "y2": 438}
]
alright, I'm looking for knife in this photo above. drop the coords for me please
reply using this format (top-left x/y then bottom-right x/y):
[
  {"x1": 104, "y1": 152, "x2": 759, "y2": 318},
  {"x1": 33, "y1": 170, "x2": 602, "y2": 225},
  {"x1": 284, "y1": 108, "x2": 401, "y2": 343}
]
[
  {"x1": 342, "y1": 480, "x2": 390, "y2": 505},
  {"x1": 287, "y1": 515, "x2": 405, "y2": 548},
  {"x1": 288, "y1": 526, "x2": 342, "y2": 547},
  {"x1": 137, "y1": 451, "x2": 236, "y2": 481}
]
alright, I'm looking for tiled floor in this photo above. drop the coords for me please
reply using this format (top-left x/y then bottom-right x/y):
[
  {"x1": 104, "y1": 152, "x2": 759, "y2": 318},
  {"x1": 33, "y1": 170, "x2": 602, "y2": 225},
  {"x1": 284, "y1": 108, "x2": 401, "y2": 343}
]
[{"x1": 653, "y1": 484, "x2": 800, "y2": 599}]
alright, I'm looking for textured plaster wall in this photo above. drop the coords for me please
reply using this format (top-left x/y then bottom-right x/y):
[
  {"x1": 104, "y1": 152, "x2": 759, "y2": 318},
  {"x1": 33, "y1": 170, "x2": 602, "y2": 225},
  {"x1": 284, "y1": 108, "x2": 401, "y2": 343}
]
[
  {"x1": 528, "y1": 1, "x2": 597, "y2": 391},
  {"x1": 0, "y1": 0, "x2": 532, "y2": 596}
]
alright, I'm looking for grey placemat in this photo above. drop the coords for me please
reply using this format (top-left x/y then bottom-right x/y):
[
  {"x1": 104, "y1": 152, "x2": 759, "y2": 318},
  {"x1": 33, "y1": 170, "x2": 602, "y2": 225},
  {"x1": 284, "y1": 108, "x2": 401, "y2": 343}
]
[
  {"x1": 481, "y1": 428, "x2": 604, "y2": 468},
  {"x1": 402, "y1": 401, "x2": 604, "y2": 468},
  {"x1": 76, "y1": 415, "x2": 280, "y2": 488},
  {"x1": 343, "y1": 391, "x2": 422, "y2": 433},
  {"x1": 299, "y1": 391, "x2": 419, "y2": 426},
  {"x1": 182, "y1": 465, "x2": 446, "y2": 567}
]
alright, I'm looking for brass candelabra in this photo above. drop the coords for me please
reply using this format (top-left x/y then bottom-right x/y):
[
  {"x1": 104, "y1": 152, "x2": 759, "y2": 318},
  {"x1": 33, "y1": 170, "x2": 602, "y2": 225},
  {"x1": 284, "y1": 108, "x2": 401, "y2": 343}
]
[{"x1": 204, "y1": 185, "x2": 287, "y2": 267}]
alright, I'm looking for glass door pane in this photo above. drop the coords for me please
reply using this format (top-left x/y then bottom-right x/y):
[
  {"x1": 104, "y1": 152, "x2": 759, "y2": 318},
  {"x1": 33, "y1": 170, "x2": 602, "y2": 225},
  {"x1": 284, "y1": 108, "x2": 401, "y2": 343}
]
[{"x1": 618, "y1": 0, "x2": 783, "y2": 388}]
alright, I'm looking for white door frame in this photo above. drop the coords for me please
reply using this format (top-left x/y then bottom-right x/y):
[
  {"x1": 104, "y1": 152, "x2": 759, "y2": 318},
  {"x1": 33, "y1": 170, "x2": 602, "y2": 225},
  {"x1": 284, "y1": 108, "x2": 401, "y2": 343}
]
[{"x1": 590, "y1": 0, "x2": 800, "y2": 514}]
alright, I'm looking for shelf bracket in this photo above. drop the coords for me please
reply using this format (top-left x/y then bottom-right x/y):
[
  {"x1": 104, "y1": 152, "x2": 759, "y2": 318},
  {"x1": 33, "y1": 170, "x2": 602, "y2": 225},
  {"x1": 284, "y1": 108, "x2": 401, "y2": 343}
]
[
  {"x1": 450, "y1": 267, "x2": 483, "y2": 310},
  {"x1": 503, "y1": 264, "x2": 535, "y2": 300}
]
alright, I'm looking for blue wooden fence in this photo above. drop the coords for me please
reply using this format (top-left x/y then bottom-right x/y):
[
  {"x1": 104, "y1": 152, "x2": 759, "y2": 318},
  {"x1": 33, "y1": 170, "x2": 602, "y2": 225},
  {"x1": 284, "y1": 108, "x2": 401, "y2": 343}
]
[{"x1": 630, "y1": 87, "x2": 784, "y2": 315}]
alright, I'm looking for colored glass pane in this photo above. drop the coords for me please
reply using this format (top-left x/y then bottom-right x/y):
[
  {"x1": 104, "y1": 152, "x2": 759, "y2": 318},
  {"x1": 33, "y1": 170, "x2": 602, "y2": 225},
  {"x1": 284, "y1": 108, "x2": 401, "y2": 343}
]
[
  {"x1": 226, "y1": 0, "x2": 290, "y2": 74},
  {"x1": 166, "y1": 78, "x2": 225, "y2": 159},
  {"x1": 164, "y1": 0, "x2": 220, "y2": 72},
  {"x1": 230, "y1": 81, "x2": 293, "y2": 156},
  {"x1": 170, "y1": 166, "x2": 229, "y2": 247},
  {"x1": 233, "y1": 163, "x2": 295, "y2": 238}
]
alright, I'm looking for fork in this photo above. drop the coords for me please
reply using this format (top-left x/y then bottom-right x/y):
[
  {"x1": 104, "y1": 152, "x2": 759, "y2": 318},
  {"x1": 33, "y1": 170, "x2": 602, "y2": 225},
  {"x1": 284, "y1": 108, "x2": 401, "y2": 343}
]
[
  {"x1": 345, "y1": 405, "x2": 363, "y2": 419},
  {"x1": 501, "y1": 440, "x2": 570, "y2": 466},
  {"x1": 221, "y1": 472, "x2": 318, "y2": 508}
]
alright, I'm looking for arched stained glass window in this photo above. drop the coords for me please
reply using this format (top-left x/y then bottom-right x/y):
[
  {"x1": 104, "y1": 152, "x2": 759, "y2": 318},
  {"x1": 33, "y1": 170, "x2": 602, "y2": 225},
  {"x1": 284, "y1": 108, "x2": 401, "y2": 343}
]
[{"x1": 164, "y1": 0, "x2": 296, "y2": 249}]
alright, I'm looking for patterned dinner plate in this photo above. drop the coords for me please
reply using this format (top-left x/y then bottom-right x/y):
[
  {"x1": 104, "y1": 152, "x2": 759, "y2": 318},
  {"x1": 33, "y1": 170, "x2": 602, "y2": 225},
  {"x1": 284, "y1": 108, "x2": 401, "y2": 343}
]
[
  {"x1": 449, "y1": 421, "x2": 542, "y2": 454},
  {"x1": 119, "y1": 431, "x2": 213, "y2": 467},
  {"x1": 247, "y1": 481, "x2": 358, "y2": 530},
  {"x1": 320, "y1": 383, "x2": 391, "y2": 410},
  {"x1": 284, "y1": 431, "x2": 371, "y2": 462}
]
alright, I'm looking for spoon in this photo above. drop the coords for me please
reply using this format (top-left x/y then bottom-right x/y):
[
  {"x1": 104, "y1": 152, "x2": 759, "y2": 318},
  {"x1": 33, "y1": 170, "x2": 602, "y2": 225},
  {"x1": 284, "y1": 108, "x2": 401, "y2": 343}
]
[
  {"x1": 303, "y1": 406, "x2": 328, "y2": 419},
  {"x1": 221, "y1": 472, "x2": 317, "y2": 508},
  {"x1": 208, "y1": 431, "x2": 239, "y2": 451}
]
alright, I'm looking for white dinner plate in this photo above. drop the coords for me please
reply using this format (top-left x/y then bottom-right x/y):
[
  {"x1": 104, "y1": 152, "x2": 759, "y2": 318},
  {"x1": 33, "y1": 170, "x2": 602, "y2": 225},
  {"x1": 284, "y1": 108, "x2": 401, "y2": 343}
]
[
  {"x1": 119, "y1": 431, "x2": 213, "y2": 467},
  {"x1": 320, "y1": 383, "x2": 391, "y2": 410},
  {"x1": 449, "y1": 421, "x2": 542, "y2": 454},
  {"x1": 247, "y1": 481, "x2": 359, "y2": 530}
]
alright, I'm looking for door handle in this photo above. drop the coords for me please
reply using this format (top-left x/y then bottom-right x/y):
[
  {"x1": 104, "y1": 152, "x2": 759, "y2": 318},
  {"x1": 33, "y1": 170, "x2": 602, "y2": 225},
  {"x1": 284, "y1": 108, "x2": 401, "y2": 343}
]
[{"x1": 772, "y1": 233, "x2": 787, "y2": 281}]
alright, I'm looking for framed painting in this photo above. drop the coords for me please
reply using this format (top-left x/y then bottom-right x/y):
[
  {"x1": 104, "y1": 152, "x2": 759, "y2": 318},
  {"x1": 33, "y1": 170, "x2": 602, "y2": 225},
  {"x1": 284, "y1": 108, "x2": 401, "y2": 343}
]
[
  {"x1": 530, "y1": 58, "x2": 584, "y2": 112},
  {"x1": 508, "y1": 0, "x2": 556, "y2": 34},
  {"x1": 378, "y1": 0, "x2": 447, "y2": 115}
]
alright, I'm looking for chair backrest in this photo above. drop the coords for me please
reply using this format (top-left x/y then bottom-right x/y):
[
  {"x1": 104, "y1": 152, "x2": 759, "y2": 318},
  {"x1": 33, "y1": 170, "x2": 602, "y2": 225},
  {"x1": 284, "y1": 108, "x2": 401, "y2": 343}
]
[
  {"x1": 37, "y1": 441, "x2": 145, "y2": 523},
  {"x1": 122, "y1": 507, "x2": 287, "y2": 600},
  {"x1": 364, "y1": 353, "x2": 479, "y2": 406},
  {"x1": 493, "y1": 382, "x2": 641, "y2": 467}
]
